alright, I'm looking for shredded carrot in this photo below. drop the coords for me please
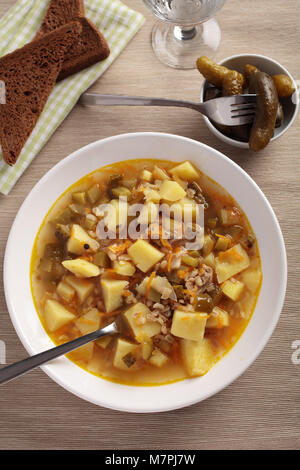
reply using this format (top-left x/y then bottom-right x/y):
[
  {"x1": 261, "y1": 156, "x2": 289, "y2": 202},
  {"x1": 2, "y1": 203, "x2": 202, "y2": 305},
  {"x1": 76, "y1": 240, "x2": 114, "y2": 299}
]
[
  {"x1": 167, "y1": 253, "x2": 173, "y2": 272},
  {"x1": 159, "y1": 226, "x2": 172, "y2": 250},
  {"x1": 122, "y1": 290, "x2": 132, "y2": 297},
  {"x1": 183, "y1": 288, "x2": 197, "y2": 298},
  {"x1": 108, "y1": 240, "x2": 131, "y2": 254},
  {"x1": 177, "y1": 269, "x2": 190, "y2": 279},
  {"x1": 215, "y1": 233, "x2": 229, "y2": 240},
  {"x1": 145, "y1": 271, "x2": 156, "y2": 299}
]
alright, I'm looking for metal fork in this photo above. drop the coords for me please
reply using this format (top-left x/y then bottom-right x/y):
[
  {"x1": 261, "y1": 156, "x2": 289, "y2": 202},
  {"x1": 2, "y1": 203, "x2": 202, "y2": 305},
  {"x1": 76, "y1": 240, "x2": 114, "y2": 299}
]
[{"x1": 80, "y1": 93, "x2": 256, "y2": 126}]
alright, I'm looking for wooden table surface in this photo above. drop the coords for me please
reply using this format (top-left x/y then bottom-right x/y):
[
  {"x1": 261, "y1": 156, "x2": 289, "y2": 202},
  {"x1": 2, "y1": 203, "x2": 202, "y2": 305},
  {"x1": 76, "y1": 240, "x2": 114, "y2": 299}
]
[{"x1": 0, "y1": 0, "x2": 299, "y2": 450}]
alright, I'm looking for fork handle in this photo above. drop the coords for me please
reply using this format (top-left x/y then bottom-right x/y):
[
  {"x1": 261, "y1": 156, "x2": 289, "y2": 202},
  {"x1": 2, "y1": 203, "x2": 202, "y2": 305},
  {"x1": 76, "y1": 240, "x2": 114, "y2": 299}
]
[
  {"x1": 80, "y1": 93, "x2": 204, "y2": 113},
  {"x1": 0, "y1": 323, "x2": 116, "y2": 385}
]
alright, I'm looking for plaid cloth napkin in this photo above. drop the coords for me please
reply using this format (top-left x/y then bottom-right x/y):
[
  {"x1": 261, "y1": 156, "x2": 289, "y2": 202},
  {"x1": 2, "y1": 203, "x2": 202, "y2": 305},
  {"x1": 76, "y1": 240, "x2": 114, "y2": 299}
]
[{"x1": 0, "y1": 0, "x2": 144, "y2": 195}]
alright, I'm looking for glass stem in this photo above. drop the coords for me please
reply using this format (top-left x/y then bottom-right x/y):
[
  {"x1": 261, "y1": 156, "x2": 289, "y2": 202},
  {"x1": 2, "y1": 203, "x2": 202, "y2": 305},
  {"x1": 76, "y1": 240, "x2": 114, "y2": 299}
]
[{"x1": 173, "y1": 25, "x2": 197, "y2": 41}]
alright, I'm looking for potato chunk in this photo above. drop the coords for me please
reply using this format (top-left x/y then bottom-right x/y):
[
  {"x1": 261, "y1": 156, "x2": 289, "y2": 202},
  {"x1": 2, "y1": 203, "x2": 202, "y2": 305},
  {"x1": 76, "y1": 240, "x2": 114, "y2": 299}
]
[
  {"x1": 113, "y1": 260, "x2": 136, "y2": 276},
  {"x1": 96, "y1": 336, "x2": 113, "y2": 349},
  {"x1": 169, "y1": 161, "x2": 198, "y2": 180},
  {"x1": 221, "y1": 278, "x2": 244, "y2": 301},
  {"x1": 44, "y1": 299, "x2": 76, "y2": 332},
  {"x1": 56, "y1": 280, "x2": 75, "y2": 302},
  {"x1": 159, "y1": 180, "x2": 186, "y2": 202},
  {"x1": 206, "y1": 306, "x2": 230, "y2": 328},
  {"x1": 170, "y1": 197, "x2": 199, "y2": 220},
  {"x1": 181, "y1": 338, "x2": 214, "y2": 377},
  {"x1": 113, "y1": 338, "x2": 139, "y2": 371},
  {"x1": 65, "y1": 276, "x2": 94, "y2": 304},
  {"x1": 67, "y1": 224, "x2": 99, "y2": 255},
  {"x1": 101, "y1": 278, "x2": 128, "y2": 312},
  {"x1": 215, "y1": 243, "x2": 250, "y2": 283},
  {"x1": 123, "y1": 303, "x2": 161, "y2": 342},
  {"x1": 171, "y1": 310, "x2": 208, "y2": 341},
  {"x1": 62, "y1": 259, "x2": 100, "y2": 278},
  {"x1": 240, "y1": 268, "x2": 262, "y2": 293},
  {"x1": 75, "y1": 308, "x2": 101, "y2": 335},
  {"x1": 149, "y1": 349, "x2": 169, "y2": 367},
  {"x1": 136, "y1": 277, "x2": 161, "y2": 302},
  {"x1": 128, "y1": 240, "x2": 164, "y2": 273}
]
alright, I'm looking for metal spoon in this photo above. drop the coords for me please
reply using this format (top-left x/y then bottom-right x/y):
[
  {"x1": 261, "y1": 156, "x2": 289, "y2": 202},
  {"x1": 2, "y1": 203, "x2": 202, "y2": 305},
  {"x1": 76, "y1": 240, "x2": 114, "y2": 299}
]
[{"x1": 0, "y1": 322, "x2": 117, "y2": 385}]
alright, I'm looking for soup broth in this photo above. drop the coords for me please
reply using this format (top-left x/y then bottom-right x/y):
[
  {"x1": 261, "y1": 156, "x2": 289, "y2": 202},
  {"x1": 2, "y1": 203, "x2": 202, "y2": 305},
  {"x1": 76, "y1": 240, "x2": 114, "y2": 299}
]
[{"x1": 31, "y1": 159, "x2": 262, "y2": 386}]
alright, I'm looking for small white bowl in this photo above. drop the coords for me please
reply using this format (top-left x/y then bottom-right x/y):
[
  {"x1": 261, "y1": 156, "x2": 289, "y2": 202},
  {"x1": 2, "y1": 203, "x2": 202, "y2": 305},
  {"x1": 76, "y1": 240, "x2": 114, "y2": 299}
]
[
  {"x1": 200, "y1": 53, "x2": 299, "y2": 148},
  {"x1": 4, "y1": 132, "x2": 287, "y2": 412}
]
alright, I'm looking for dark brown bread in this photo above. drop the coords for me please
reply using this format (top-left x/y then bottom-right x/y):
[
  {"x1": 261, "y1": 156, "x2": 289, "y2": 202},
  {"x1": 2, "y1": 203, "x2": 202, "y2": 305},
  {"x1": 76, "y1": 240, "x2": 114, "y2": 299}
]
[
  {"x1": 0, "y1": 21, "x2": 82, "y2": 166},
  {"x1": 57, "y1": 17, "x2": 110, "y2": 81},
  {"x1": 35, "y1": 0, "x2": 85, "y2": 38},
  {"x1": 35, "y1": 1, "x2": 110, "y2": 81}
]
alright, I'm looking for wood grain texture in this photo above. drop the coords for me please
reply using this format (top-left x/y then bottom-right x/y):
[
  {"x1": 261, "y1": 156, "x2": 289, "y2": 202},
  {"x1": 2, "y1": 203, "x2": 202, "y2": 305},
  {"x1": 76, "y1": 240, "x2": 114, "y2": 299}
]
[{"x1": 0, "y1": 0, "x2": 299, "y2": 450}]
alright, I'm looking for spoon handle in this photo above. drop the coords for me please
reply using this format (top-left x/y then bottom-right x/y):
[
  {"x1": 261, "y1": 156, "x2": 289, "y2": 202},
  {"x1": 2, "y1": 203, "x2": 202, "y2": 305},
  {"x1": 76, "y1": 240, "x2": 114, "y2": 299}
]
[{"x1": 0, "y1": 323, "x2": 117, "y2": 385}]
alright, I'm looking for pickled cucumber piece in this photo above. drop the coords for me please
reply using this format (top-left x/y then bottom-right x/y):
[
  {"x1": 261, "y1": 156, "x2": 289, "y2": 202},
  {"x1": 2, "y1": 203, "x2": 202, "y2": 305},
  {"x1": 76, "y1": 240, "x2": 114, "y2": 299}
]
[
  {"x1": 197, "y1": 56, "x2": 246, "y2": 91},
  {"x1": 222, "y1": 70, "x2": 245, "y2": 96},
  {"x1": 272, "y1": 74, "x2": 295, "y2": 98},
  {"x1": 249, "y1": 71, "x2": 279, "y2": 152}
]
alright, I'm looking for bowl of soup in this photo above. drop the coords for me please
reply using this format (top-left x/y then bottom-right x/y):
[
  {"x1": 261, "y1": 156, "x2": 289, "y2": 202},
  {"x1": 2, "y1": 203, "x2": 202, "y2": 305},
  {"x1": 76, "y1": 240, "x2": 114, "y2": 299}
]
[{"x1": 4, "y1": 132, "x2": 287, "y2": 412}]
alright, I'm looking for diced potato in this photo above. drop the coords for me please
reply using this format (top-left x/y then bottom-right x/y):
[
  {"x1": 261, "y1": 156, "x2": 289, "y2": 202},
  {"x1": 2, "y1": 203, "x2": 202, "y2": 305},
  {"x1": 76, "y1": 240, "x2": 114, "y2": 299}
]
[
  {"x1": 136, "y1": 277, "x2": 161, "y2": 302},
  {"x1": 171, "y1": 310, "x2": 208, "y2": 341},
  {"x1": 141, "y1": 169, "x2": 152, "y2": 182},
  {"x1": 202, "y1": 234, "x2": 215, "y2": 256},
  {"x1": 128, "y1": 240, "x2": 164, "y2": 273},
  {"x1": 203, "y1": 252, "x2": 215, "y2": 268},
  {"x1": 113, "y1": 338, "x2": 139, "y2": 371},
  {"x1": 113, "y1": 260, "x2": 136, "y2": 276},
  {"x1": 181, "y1": 338, "x2": 214, "y2": 377},
  {"x1": 240, "y1": 268, "x2": 262, "y2": 293},
  {"x1": 153, "y1": 165, "x2": 169, "y2": 180},
  {"x1": 219, "y1": 207, "x2": 241, "y2": 226},
  {"x1": 56, "y1": 280, "x2": 75, "y2": 302},
  {"x1": 62, "y1": 259, "x2": 100, "y2": 278},
  {"x1": 67, "y1": 224, "x2": 99, "y2": 255},
  {"x1": 169, "y1": 161, "x2": 198, "y2": 181},
  {"x1": 96, "y1": 335, "x2": 113, "y2": 349},
  {"x1": 138, "y1": 202, "x2": 158, "y2": 225},
  {"x1": 150, "y1": 276, "x2": 177, "y2": 301},
  {"x1": 206, "y1": 306, "x2": 230, "y2": 328},
  {"x1": 75, "y1": 308, "x2": 101, "y2": 335},
  {"x1": 44, "y1": 299, "x2": 76, "y2": 332},
  {"x1": 170, "y1": 197, "x2": 199, "y2": 221},
  {"x1": 104, "y1": 199, "x2": 128, "y2": 232},
  {"x1": 221, "y1": 278, "x2": 244, "y2": 301},
  {"x1": 71, "y1": 343, "x2": 94, "y2": 362},
  {"x1": 159, "y1": 180, "x2": 186, "y2": 202},
  {"x1": 123, "y1": 303, "x2": 161, "y2": 342},
  {"x1": 101, "y1": 278, "x2": 128, "y2": 312},
  {"x1": 149, "y1": 349, "x2": 169, "y2": 367},
  {"x1": 215, "y1": 243, "x2": 250, "y2": 283},
  {"x1": 143, "y1": 188, "x2": 161, "y2": 203},
  {"x1": 65, "y1": 276, "x2": 94, "y2": 304}
]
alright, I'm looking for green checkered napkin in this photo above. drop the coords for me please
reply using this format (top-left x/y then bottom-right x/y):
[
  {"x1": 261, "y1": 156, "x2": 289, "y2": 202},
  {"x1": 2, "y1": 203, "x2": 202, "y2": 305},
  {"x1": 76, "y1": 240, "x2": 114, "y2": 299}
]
[{"x1": 0, "y1": 0, "x2": 145, "y2": 195}]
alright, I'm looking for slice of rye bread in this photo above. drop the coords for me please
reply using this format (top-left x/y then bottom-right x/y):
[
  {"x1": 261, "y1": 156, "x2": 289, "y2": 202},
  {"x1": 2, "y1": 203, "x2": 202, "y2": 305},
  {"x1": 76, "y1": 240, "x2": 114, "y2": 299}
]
[
  {"x1": 35, "y1": 0, "x2": 85, "y2": 36},
  {"x1": 0, "y1": 21, "x2": 82, "y2": 166},
  {"x1": 35, "y1": 1, "x2": 110, "y2": 81}
]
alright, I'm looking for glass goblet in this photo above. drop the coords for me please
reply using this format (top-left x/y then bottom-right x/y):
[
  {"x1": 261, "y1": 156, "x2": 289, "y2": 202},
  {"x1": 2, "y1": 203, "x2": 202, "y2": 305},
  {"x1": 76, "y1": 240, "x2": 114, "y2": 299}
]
[{"x1": 143, "y1": 0, "x2": 227, "y2": 69}]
